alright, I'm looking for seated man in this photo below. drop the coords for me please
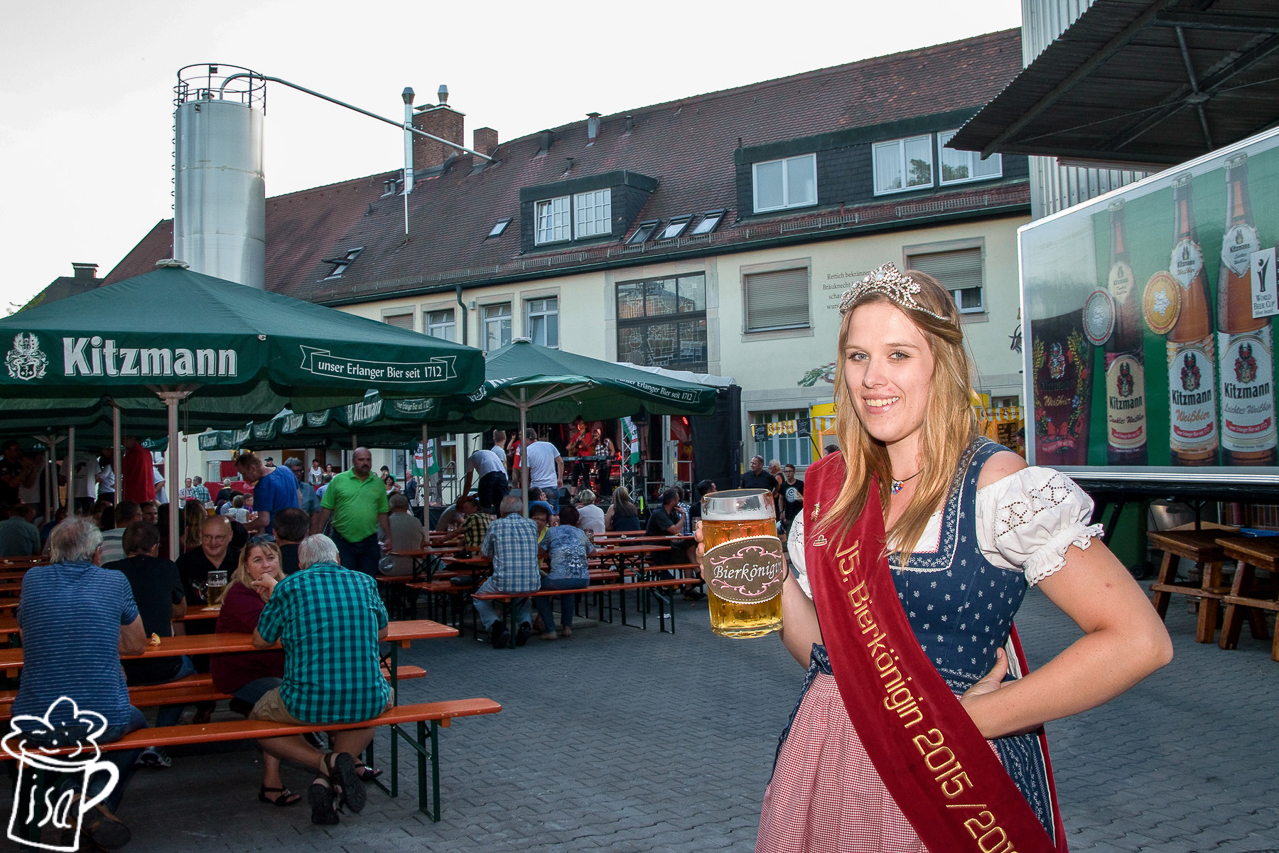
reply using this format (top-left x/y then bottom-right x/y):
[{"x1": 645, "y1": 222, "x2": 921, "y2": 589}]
[
  {"x1": 475, "y1": 495, "x2": 540, "y2": 649},
  {"x1": 433, "y1": 502, "x2": 464, "y2": 533},
  {"x1": 99, "y1": 500, "x2": 141, "y2": 564},
  {"x1": 0, "y1": 501, "x2": 40, "y2": 557},
  {"x1": 271, "y1": 507, "x2": 310, "y2": 575},
  {"x1": 176, "y1": 515, "x2": 239, "y2": 605},
  {"x1": 13, "y1": 517, "x2": 146, "y2": 849},
  {"x1": 250, "y1": 534, "x2": 391, "y2": 826},
  {"x1": 443, "y1": 494, "x2": 491, "y2": 557},
  {"x1": 104, "y1": 521, "x2": 191, "y2": 768},
  {"x1": 386, "y1": 493, "x2": 427, "y2": 576}
]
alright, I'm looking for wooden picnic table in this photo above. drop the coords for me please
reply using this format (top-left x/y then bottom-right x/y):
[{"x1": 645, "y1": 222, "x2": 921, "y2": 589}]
[
  {"x1": 0, "y1": 618, "x2": 457, "y2": 676},
  {"x1": 389, "y1": 544, "x2": 465, "y2": 580}
]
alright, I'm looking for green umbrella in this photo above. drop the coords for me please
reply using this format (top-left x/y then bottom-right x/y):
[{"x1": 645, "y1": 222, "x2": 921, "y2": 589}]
[
  {"x1": 0, "y1": 263, "x2": 485, "y2": 552},
  {"x1": 445, "y1": 339, "x2": 718, "y2": 514}
]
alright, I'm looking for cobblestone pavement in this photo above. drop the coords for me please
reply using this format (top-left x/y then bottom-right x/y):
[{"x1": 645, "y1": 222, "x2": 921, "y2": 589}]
[{"x1": 5, "y1": 584, "x2": 1277, "y2": 852}]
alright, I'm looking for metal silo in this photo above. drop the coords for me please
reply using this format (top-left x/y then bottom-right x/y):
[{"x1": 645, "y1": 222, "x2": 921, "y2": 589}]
[{"x1": 172, "y1": 65, "x2": 266, "y2": 288}]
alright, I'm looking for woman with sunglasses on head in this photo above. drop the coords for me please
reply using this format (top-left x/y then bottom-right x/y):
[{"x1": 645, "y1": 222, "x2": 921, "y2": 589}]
[{"x1": 755, "y1": 265, "x2": 1172, "y2": 853}]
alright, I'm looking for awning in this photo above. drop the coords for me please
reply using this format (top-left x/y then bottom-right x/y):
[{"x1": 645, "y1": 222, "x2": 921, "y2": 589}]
[{"x1": 949, "y1": 0, "x2": 1279, "y2": 166}]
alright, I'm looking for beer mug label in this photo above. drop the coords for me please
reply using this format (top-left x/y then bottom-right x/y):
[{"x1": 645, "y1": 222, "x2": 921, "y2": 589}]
[
  {"x1": 1171, "y1": 238, "x2": 1204, "y2": 290},
  {"x1": 1108, "y1": 261, "x2": 1135, "y2": 303},
  {"x1": 1105, "y1": 352, "x2": 1146, "y2": 450},
  {"x1": 1222, "y1": 224, "x2": 1260, "y2": 277},
  {"x1": 1219, "y1": 327, "x2": 1277, "y2": 453},
  {"x1": 702, "y1": 535, "x2": 786, "y2": 605},
  {"x1": 1167, "y1": 337, "x2": 1218, "y2": 451}
]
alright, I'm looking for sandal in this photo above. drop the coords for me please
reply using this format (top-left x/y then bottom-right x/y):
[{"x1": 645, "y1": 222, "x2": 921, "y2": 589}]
[
  {"x1": 354, "y1": 763, "x2": 383, "y2": 783},
  {"x1": 307, "y1": 779, "x2": 339, "y2": 825},
  {"x1": 323, "y1": 751, "x2": 367, "y2": 814},
  {"x1": 258, "y1": 785, "x2": 302, "y2": 807}
]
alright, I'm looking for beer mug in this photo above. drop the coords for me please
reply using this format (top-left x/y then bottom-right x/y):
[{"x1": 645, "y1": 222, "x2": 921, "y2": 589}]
[
  {"x1": 206, "y1": 570, "x2": 228, "y2": 607},
  {"x1": 7, "y1": 744, "x2": 119, "y2": 851},
  {"x1": 700, "y1": 489, "x2": 786, "y2": 638}
]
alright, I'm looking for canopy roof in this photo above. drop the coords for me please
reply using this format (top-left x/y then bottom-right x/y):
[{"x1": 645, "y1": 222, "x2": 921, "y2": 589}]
[
  {"x1": 949, "y1": 1, "x2": 1279, "y2": 166},
  {"x1": 0, "y1": 265, "x2": 485, "y2": 415}
]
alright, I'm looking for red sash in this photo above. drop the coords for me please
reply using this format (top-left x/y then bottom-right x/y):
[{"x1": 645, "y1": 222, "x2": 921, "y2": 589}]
[{"x1": 805, "y1": 453, "x2": 1063, "y2": 853}]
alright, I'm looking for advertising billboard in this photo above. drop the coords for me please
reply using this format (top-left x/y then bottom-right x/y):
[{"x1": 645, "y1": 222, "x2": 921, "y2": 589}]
[{"x1": 1021, "y1": 126, "x2": 1279, "y2": 484}]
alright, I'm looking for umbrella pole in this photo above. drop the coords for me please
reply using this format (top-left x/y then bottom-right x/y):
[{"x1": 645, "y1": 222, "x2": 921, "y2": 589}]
[
  {"x1": 421, "y1": 425, "x2": 429, "y2": 507},
  {"x1": 112, "y1": 402, "x2": 122, "y2": 504},
  {"x1": 158, "y1": 390, "x2": 192, "y2": 561},
  {"x1": 520, "y1": 388, "x2": 529, "y2": 518},
  {"x1": 66, "y1": 427, "x2": 76, "y2": 525}
]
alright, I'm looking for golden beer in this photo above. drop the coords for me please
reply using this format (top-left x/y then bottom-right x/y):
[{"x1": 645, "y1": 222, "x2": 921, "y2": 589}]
[
  {"x1": 700, "y1": 489, "x2": 786, "y2": 638},
  {"x1": 206, "y1": 570, "x2": 228, "y2": 608}
]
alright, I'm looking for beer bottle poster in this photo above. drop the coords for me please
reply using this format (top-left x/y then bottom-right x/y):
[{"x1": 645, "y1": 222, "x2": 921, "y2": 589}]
[{"x1": 1020, "y1": 124, "x2": 1279, "y2": 477}]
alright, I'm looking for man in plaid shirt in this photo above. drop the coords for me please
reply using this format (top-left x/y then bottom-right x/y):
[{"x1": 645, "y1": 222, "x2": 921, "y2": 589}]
[
  {"x1": 249, "y1": 534, "x2": 390, "y2": 825},
  {"x1": 475, "y1": 495, "x2": 540, "y2": 649},
  {"x1": 189, "y1": 476, "x2": 211, "y2": 503},
  {"x1": 444, "y1": 494, "x2": 491, "y2": 556}
]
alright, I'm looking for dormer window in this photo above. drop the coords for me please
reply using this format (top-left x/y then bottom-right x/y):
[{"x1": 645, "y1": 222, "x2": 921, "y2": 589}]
[
  {"x1": 322, "y1": 247, "x2": 364, "y2": 280},
  {"x1": 873, "y1": 135, "x2": 934, "y2": 194},
  {"x1": 752, "y1": 154, "x2": 816, "y2": 213},
  {"x1": 535, "y1": 190, "x2": 612, "y2": 245},
  {"x1": 937, "y1": 130, "x2": 1001, "y2": 185}
]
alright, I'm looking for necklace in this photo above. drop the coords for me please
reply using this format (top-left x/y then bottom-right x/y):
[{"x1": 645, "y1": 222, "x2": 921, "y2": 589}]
[{"x1": 890, "y1": 470, "x2": 921, "y2": 494}]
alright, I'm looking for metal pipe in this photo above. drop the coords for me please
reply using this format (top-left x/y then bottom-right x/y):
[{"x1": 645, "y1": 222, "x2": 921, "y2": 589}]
[
  {"x1": 519, "y1": 388, "x2": 530, "y2": 518},
  {"x1": 455, "y1": 284, "x2": 468, "y2": 347},
  {"x1": 112, "y1": 402, "x2": 122, "y2": 504},
  {"x1": 218, "y1": 73, "x2": 492, "y2": 160},
  {"x1": 66, "y1": 427, "x2": 76, "y2": 526}
]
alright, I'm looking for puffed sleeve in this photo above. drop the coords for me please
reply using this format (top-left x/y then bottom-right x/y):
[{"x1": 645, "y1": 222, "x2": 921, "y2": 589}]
[
  {"x1": 976, "y1": 467, "x2": 1104, "y2": 586},
  {"x1": 787, "y1": 516, "x2": 813, "y2": 599}
]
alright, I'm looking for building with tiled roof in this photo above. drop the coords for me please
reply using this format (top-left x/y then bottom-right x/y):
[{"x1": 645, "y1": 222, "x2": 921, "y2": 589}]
[{"x1": 106, "y1": 29, "x2": 1031, "y2": 475}]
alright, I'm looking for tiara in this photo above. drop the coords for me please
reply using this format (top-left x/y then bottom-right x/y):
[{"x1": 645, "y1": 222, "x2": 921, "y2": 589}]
[{"x1": 838, "y1": 263, "x2": 948, "y2": 320}]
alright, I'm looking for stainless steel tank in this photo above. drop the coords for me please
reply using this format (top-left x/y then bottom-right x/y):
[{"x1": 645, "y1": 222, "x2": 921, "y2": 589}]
[{"x1": 173, "y1": 65, "x2": 266, "y2": 288}]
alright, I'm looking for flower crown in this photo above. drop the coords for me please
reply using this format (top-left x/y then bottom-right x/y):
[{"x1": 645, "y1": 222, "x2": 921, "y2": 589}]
[{"x1": 838, "y1": 263, "x2": 948, "y2": 320}]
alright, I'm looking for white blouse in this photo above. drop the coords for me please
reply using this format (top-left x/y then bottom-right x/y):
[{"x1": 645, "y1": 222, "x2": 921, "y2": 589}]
[{"x1": 788, "y1": 467, "x2": 1104, "y2": 598}]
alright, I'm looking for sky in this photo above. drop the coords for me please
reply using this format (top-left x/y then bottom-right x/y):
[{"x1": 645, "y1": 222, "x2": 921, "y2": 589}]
[{"x1": 0, "y1": 0, "x2": 1022, "y2": 312}]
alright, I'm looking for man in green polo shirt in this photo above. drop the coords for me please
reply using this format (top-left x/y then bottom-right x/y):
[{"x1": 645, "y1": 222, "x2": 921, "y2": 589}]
[{"x1": 312, "y1": 448, "x2": 390, "y2": 575}]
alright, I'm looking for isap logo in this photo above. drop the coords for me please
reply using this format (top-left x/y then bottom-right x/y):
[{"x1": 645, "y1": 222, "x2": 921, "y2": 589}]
[
  {"x1": 3, "y1": 697, "x2": 121, "y2": 851},
  {"x1": 5, "y1": 333, "x2": 48, "y2": 381}
]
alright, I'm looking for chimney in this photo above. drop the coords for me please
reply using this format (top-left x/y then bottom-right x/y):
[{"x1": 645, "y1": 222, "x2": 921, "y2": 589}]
[
  {"x1": 625, "y1": 115, "x2": 634, "y2": 134},
  {"x1": 71, "y1": 263, "x2": 98, "y2": 280},
  {"x1": 412, "y1": 86, "x2": 465, "y2": 171},
  {"x1": 474, "y1": 127, "x2": 499, "y2": 157},
  {"x1": 537, "y1": 129, "x2": 555, "y2": 155},
  {"x1": 586, "y1": 112, "x2": 601, "y2": 142}
]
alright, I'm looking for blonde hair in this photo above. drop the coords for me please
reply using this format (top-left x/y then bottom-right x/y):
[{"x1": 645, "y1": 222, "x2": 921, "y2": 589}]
[
  {"x1": 821, "y1": 270, "x2": 977, "y2": 564},
  {"x1": 230, "y1": 540, "x2": 285, "y2": 591}
]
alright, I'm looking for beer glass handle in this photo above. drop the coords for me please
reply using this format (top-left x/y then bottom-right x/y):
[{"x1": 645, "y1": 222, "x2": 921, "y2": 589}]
[{"x1": 79, "y1": 761, "x2": 120, "y2": 813}]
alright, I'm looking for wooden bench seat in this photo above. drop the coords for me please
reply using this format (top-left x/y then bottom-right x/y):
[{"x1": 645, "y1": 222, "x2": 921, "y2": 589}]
[
  {"x1": 0, "y1": 667, "x2": 427, "y2": 719},
  {"x1": 473, "y1": 577, "x2": 703, "y2": 638},
  {"x1": 3, "y1": 697, "x2": 501, "y2": 836},
  {"x1": 1216, "y1": 536, "x2": 1279, "y2": 660},
  {"x1": 1147, "y1": 529, "x2": 1231, "y2": 643}
]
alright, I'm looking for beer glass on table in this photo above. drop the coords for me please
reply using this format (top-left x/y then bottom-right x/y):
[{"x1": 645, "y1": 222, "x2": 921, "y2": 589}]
[
  {"x1": 206, "y1": 570, "x2": 228, "y2": 607},
  {"x1": 699, "y1": 489, "x2": 786, "y2": 638}
]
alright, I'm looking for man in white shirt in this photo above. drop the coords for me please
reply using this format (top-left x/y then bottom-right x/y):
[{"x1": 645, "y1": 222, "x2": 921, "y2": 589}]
[
  {"x1": 74, "y1": 452, "x2": 101, "y2": 513},
  {"x1": 463, "y1": 444, "x2": 509, "y2": 513},
  {"x1": 522, "y1": 428, "x2": 563, "y2": 510}
]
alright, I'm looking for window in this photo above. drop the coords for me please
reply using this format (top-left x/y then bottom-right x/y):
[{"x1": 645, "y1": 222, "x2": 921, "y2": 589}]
[
  {"x1": 744, "y1": 267, "x2": 810, "y2": 332},
  {"x1": 535, "y1": 197, "x2": 571, "y2": 244},
  {"x1": 937, "y1": 131, "x2": 1002, "y2": 185},
  {"x1": 425, "y1": 309, "x2": 455, "y2": 342},
  {"x1": 383, "y1": 313, "x2": 413, "y2": 330},
  {"x1": 657, "y1": 217, "x2": 691, "y2": 241},
  {"x1": 616, "y1": 274, "x2": 708, "y2": 372},
  {"x1": 690, "y1": 210, "x2": 724, "y2": 235},
  {"x1": 873, "y1": 135, "x2": 934, "y2": 194},
  {"x1": 906, "y1": 247, "x2": 984, "y2": 313},
  {"x1": 752, "y1": 411, "x2": 813, "y2": 467},
  {"x1": 574, "y1": 190, "x2": 611, "y2": 238},
  {"x1": 627, "y1": 221, "x2": 660, "y2": 245},
  {"x1": 535, "y1": 189, "x2": 612, "y2": 245},
  {"x1": 487, "y1": 218, "x2": 511, "y2": 238},
  {"x1": 752, "y1": 154, "x2": 817, "y2": 213},
  {"x1": 526, "y1": 297, "x2": 559, "y2": 348},
  {"x1": 322, "y1": 247, "x2": 364, "y2": 279},
  {"x1": 482, "y1": 303, "x2": 512, "y2": 350}
]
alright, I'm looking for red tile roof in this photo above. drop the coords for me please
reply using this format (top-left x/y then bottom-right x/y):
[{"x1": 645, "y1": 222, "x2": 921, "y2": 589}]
[{"x1": 105, "y1": 29, "x2": 1026, "y2": 302}]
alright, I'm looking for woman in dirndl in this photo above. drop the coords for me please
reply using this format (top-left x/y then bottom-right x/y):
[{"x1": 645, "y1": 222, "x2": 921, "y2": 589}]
[{"x1": 754, "y1": 264, "x2": 1173, "y2": 853}]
